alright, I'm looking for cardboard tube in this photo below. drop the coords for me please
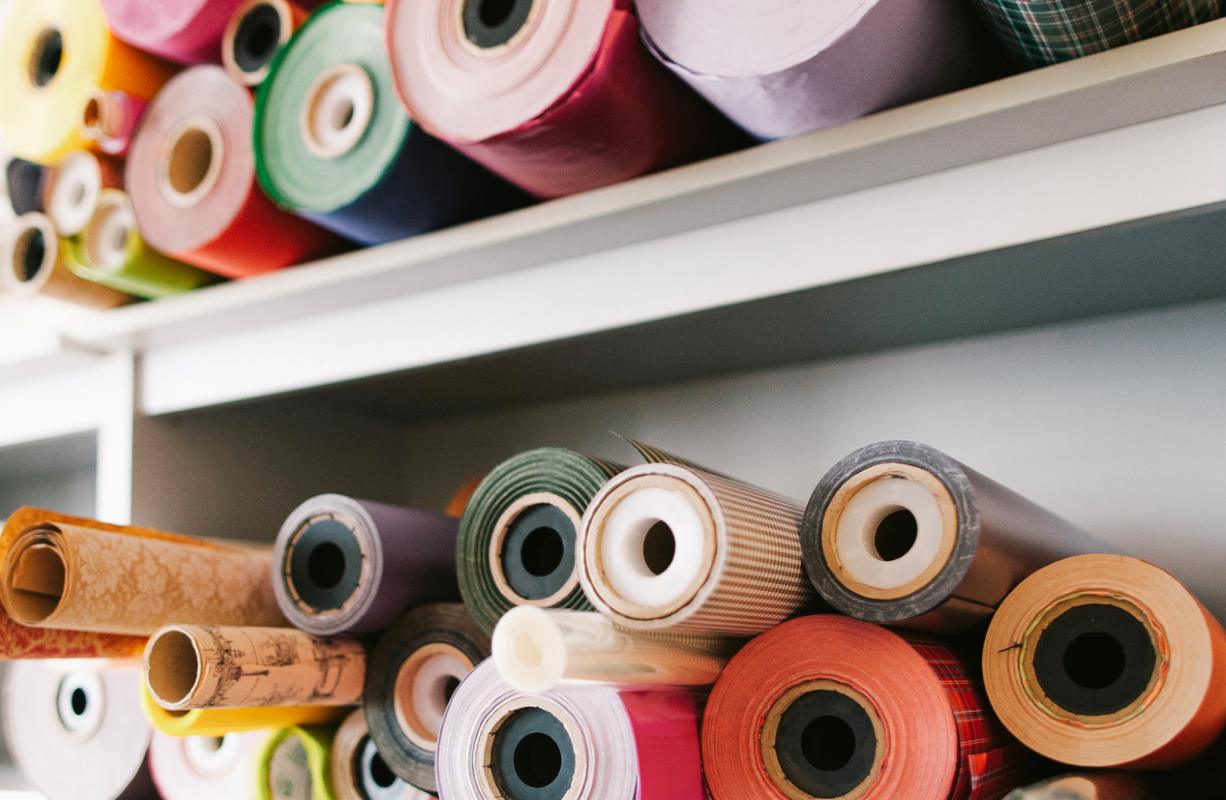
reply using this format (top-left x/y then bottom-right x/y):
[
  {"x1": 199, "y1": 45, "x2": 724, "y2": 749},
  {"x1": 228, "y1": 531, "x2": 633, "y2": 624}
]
[
  {"x1": 255, "y1": 726, "x2": 336, "y2": 800},
  {"x1": 149, "y1": 729, "x2": 272, "y2": 800},
  {"x1": 42, "y1": 150, "x2": 123, "y2": 236},
  {"x1": 223, "y1": 0, "x2": 310, "y2": 86},
  {"x1": 0, "y1": 212, "x2": 131, "y2": 308},
  {"x1": 140, "y1": 685, "x2": 345, "y2": 738},
  {"x1": 983, "y1": 554, "x2": 1226, "y2": 768},
  {"x1": 81, "y1": 90, "x2": 148, "y2": 157},
  {"x1": 331, "y1": 710, "x2": 433, "y2": 800}
]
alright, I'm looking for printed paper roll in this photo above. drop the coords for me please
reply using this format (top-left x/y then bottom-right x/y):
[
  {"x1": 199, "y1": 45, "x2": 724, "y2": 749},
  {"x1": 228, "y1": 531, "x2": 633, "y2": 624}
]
[
  {"x1": 975, "y1": 0, "x2": 1223, "y2": 68},
  {"x1": 983, "y1": 554, "x2": 1226, "y2": 768},
  {"x1": 580, "y1": 449, "x2": 816, "y2": 634},
  {"x1": 5, "y1": 157, "x2": 47, "y2": 215},
  {"x1": 257, "y1": 726, "x2": 336, "y2": 800},
  {"x1": 493, "y1": 607, "x2": 738, "y2": 693},
  {"x1": 100, "y1": 0, "x2": 252, "y2": 65},
  {"x1": 81, "y1": 90, "x2": 147, "y2": 157},
  {"x1": 331, "y1": 710, "x2": 433, "y2": 800},
  {"x1": 65, "y1": 189, "x2": 219, "y2": 299},
  {"x1": 636, "y1": 0, "x2": 990, "y2": 141},
  {"x1": 0, "y1": 510, "x2": 285, "y2": 636},
  {"x1": 459, "y1": 448, "x2": 623, "y2": 632},
  {"x1": 802, "y1": 441, "x2": 1107, "y2": 633},
  {"x1": 704, "y1": 615, "x2": 1025, "y2": 800},
  {"x1": 1005, "y1": 773, "x2": 1154, "y2": 800},
  {"x1": 0, "y1": 0, "x2": 173, "y2": 163},
  {"x1": 127, "y1": 65, "x2": 338, "y2": 278},
  {"x1": 273, "y1": 494, "x2": 459, "y2": 636},
  {"x1": 42, "y1": 150, "x2": 122, "y2": 236},
  {"x1": 255, "y1": 3, "x2": 523, "y2": 245},
  {"x1": 141, "y1": 684, "x2": 345, "y2": 737},
  {"x1": 0, "y1": 212, "x2": 131, "y2": 308},
  {"x1": 364, "y1": 604, "x2": 489, "y2": 794},
  {"x1": 3, "y1": 661, "x2": 155, "y2": 800},
  {"x1": 436, "y1": 660, "x2": 705, "y2": 799},
  {"x1": 385, "y1": 0, "x2": 739, "y2": 198},
  {"x1": 150, "y1": 729, "x2": 272, "y2": 800}
]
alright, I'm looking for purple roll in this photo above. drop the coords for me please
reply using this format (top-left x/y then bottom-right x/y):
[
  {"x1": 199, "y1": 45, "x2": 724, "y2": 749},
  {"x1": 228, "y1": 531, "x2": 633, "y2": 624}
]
[
  {"x1": 637, "y1": 0, "x2": 991, "y2": 141},
  {"x1": 273, "y1": 494, "x2": 459, "y2": 635}
]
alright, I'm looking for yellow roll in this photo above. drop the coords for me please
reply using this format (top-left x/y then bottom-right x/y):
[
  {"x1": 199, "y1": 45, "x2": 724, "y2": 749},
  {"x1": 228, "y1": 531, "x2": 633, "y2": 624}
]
[
  {"x1": 141, "y1": 685, "x2": 345, "y2": 738},
  {"x1": 0, "y1": 0, "x2": 174, "y2": 163}
]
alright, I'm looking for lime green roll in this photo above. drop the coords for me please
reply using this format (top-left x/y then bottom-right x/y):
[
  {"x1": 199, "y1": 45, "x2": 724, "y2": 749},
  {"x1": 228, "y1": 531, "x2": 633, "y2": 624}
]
[
  {"x1": 458, "y1": 448, "x2": 624, "y2": 632},
  {"x1": 64, "y1": 189, "x2": 219, "y2": 299},
  {"x1": 257, "y1": 726, "x2": 335, "y2": 800}
]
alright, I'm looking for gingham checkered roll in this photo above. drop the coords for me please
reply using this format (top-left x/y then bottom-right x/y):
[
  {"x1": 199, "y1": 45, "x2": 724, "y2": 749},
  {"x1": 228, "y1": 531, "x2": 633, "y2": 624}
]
[{"x1": 975, "y1": 0, "x2": 1224, "y2": 67}]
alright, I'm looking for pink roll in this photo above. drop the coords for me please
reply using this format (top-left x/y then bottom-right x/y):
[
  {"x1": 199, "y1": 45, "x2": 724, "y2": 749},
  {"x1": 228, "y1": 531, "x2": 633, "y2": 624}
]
[
  {"x1": 100, "y1": 0, "x2": 251, "y2": 64},
  {"x1": 150, "y1": 730, "x2": 271, "y2": 800}
]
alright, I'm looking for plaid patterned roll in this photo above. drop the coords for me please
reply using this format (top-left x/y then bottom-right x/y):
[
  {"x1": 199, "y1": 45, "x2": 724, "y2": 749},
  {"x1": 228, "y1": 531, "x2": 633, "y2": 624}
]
[{"x1": 976, "y1": 0, "x2": 1224, "y2": 66}]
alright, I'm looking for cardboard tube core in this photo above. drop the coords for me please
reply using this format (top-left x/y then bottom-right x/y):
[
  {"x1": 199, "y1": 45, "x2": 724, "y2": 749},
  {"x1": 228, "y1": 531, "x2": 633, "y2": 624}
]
[
  {"x1": 486, "y1": 705, "x2": 576, "y2": 799},
  {"x1": 146, "y1": 628, "x2": 203, "y2": 707},
  {"x1": 29, "y1": 28, "x2": 63, "y2": 88},
  {"x1": 300, "y1": 63, "x2": 373, "y2": 160},
  {"x1": 84, "y1": 194, "x2": 134, "y2": 271},
  {"x1": 394, "y1": 642, "x2": 471, "y2": 751},
  {"x1": 11, "y1": 224, "x2": 51, "y2": 284},
  {"x1": 160, "y1": 117, "x2": 224, "y2": 209},
  {"x1": 233, "y1": 3, "x2": 284, "y2": 74},
  {"x1": 491, "y1": 494, "x2": 582, "y2": 606},
  {"x1": 7, "y1": 541, "x2": 66, "y2": 623}
]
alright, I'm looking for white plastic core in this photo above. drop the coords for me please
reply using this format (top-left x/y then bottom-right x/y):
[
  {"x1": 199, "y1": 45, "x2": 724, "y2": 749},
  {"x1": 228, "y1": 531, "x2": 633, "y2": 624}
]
[
  {"x1": 55, "y1": 671, "x2": 104, "y2": 739},
  {"x1": 395, "y1": 648, "x2": 470, "y2": 750},
  {"x1": 84, "y1": 196, "x2": 134, "y2": 271},
  {"x1": 47, "y1": 152, "x2": 102, "y2": 236},
  {"x1": 598, "y1": 486, "x2": 708, "y2": 610},
  {"x1": 492, "y1": 606, "x2": 567, "y2": 693},
  {"x1": 159, "y1": 116, "x2": 225, "y2": 209},
  {"x1": 834, "y1": 477, "x2": 945, "y2": 591},
  {"x1": 301, "y1": 64, "x2": 374, "y2": 159},
  {"x1": 185, "y1": 733, "x2": 241, "y2": 776}
]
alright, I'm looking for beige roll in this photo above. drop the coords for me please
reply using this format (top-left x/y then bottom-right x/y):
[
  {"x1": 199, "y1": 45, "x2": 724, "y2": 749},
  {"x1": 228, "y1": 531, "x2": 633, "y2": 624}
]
[
  {"x1": 1005, "y1": 772, "x2": 1154, "y2": 800},
  {"x1": 145, "y1": 625, "x2": 365, "y2": 710},
  {"x1": 0, "y1": 212, "x2": 130, "y2": 307}
]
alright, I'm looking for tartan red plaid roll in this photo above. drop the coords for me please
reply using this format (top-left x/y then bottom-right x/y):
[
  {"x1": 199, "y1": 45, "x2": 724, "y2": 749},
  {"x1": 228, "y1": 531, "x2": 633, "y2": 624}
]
[
  {"x1": 703, "y1": 615, "x2": 1030, "y2": 800},
  {"x1": 975, "y1": 0, "x2": 1224, "y2": 66}
]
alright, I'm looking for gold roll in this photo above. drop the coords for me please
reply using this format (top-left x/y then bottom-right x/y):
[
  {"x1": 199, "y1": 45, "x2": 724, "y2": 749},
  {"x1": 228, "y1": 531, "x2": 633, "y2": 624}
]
[
  {"x1": 141, "y1": 685, "x2": 345, "y2": 737},
  {"x1": 0, "y1": 211, "x2": 130, "y2": 307},
  {"x1": 145, "y1": 625, "x2": 365, "y2": 710}
]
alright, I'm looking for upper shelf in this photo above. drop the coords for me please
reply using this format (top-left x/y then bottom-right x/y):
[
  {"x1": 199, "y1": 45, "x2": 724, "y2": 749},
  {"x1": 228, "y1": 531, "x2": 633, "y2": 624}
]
[{"x1": 37, "y1": 23, "x2": 1226, "y2": 415}]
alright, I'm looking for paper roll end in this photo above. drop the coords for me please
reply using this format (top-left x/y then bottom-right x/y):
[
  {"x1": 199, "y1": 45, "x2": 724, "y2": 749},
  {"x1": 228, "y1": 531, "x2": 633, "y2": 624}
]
[
  {"x1": 145, "y1": 627, "x2": 204, "y2": 710},
  {"x1": 493, "y1": 606, "x2": 567, "y2": 693}
]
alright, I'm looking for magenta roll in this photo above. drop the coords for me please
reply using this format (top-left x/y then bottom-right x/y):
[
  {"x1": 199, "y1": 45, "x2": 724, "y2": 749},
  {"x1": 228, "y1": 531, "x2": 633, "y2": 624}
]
[
  {"x1": 100, "y1": 0, "x2": 250, "y2": 64},
  {"x1": 273, "y1": 494, "x2": 460, "y2": 636},
  {"x1": 149, "y1": 731, "x2": 271, "y2": 800}
]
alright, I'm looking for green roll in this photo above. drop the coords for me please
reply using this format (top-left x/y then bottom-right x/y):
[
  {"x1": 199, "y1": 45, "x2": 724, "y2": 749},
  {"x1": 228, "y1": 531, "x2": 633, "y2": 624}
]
[
  {"x1": 257, "y1": 726, "x2": 336, "y2": 800},
  {"x1": 458, "y1": 447, "x2": 623, "y2": 632}
]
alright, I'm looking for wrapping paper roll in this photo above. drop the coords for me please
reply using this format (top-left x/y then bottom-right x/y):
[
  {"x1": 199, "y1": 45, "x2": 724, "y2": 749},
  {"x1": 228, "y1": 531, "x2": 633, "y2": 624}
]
[
  {"x1": 0, "y1": 212, "x2": 131, "y2": 308},
  {"x1": 255, "y1": 3, "x2": 524, "y2": 245},
  {"x1": 5, "y1": 158, "x2": 48, "y2": 215},
  {"x1": 224, "y1": 0, "x2": 311, "y2": 86},
  {"x1": 802, "y1": 441, "x2": 1106, "y2": 633},
  {"x1": 66, "y1": 189, "x2": 219, "y2": 299},
  {"x1": 385, "y1": 0, "x2": 739, "y2": 198},
  {"x1": 81, "y1": 90, "x2": 148, "y2": 157},
  {"x1": 704, "y1": 615, "x2": 1025, "y2": 800},
  {"x1": 436, "y1": 660, "x2": 705, "y2": 799},
  {"x1": 331, "y1": 710, "x2": 433, "y2": 800},
  {"x1": 0, "y1": 509, "x2": 285, "y2": 636},
  {"x1": 141, "y1": 684, "x2": 345, "y2": 737},
  {"x1": 458, "y1": 448, "x2": 623, "y2": 632},
  {"x1": 42, "y1": 150, "x2": 122, "y2": 236},
  {"x1": 636, "y1": 0, "x2": 990, "y2": 142},
  {"x1": 579, "y1": 448, "x2": 816, "y2": 634},
  {"x1": 983, "y1": 554, "x2": 1226, "y2": 768},
  {"x1": 150, "y1": 729, "x2": 271, "y2": 800},
  {"x1": 975, "y1": 0, "x2": 1223, "y2": 68},
  {"x1": 0, "y1": 0, "x2": 173, "y2": 163},
  {"x1": 1005, "y1": 773, "x2": 1155, "y2": 800},
  {"x1": 493, "y1": 607, "x2": 738, "y2": 692},
  {"x1": 257, "y1": 726, "x2": 336, "y2": 800},
  {"x1": 273, "y1": 494, "x2": 459, "y2": 636},
  {"x1": 100, "y1": 0, "x2": 252, "y2": 65},
  {"x1": 364, "y1": 603, "x2": 489, "y2": 794},
  {"x1": 3, "y1": 661, "x2": 155, "y2": 800},
  {"x1": 128, "y1": 65, "x2": 338, "y2": 278}
]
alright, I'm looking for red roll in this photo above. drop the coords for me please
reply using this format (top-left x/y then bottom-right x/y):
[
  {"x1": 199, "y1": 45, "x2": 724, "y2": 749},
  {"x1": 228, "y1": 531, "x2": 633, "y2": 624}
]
[
  {"x1": 126, "y1": 65, "x2": 338, "y2": 278},
  {"x1": 385, "y1": 0, "x2": 738, "y2": 198},
  {"x1": 704, "y1": 616, "x2": 1027, "y2": 800}
]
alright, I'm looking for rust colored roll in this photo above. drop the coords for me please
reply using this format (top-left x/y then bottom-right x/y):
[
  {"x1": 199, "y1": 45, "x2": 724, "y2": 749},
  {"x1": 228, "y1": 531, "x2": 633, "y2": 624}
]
[
  {"x1": 803, "y1": 441, "x2": 1107, "y2": 633},
  {"x1": 223, "y1": 0, "x2": 311, "y2": 87},
  {"x1": 0, "y1": 212, "x2": 131, "y2": 308},
  {"x1": 704, "y1": 615, "x2": 1026, "y2": 800},
  {"x1": 983, "y1": 554, "x2": 1226, "y2": 769},
  {"x1": 1005, "y1": 772, "x2": 1155, "y2": 800},
  {"x1": 0, "y1": 508, "x2": 285, "y2": 636},
  {"x1": 127, "y1": 65, "x2": 338, "y2": 278}
]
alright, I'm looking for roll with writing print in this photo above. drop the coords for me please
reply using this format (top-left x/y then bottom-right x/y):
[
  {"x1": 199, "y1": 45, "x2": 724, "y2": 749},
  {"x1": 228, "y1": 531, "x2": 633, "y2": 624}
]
[
  {"x1": 150, "y1": 729, "x2": 272, "y2": 800},
  {"x1": 331, "y1": 710, "x2": 433, "y2": 800},
  {"x1": 802, "y1": 441, "x2": 1109, "y2": 633},
  {"x1": 0, "y1": 212, "x2": 131, "y2": 308},
  {"x1": 140, "y1": 684, "x2": 346, "y2": 738}
]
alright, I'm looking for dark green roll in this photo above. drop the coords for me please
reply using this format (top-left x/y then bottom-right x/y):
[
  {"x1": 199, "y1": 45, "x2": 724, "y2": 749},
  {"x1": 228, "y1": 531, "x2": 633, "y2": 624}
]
[
  {"x1": 457, "y1": 448, "x2": 623, "y2": 632},
  {"x1": 253, "y1": 2, "x2": 523, "y2": 246}
]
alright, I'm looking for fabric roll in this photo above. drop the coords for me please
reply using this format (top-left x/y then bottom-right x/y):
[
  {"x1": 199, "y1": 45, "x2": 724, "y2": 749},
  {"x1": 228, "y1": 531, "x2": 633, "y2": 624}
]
[
  {"x1": 150, "y1": 729, "x2": 272, "y2": 800},
  {"x1": 0, "y1": 0, "x2": 173, "y2": 164},
  {"x1": 42, "y1": 150, "x2": 123, "y2": 236},
  {"x1": 145, "y1": 625, "x2": 365, "y2": 710},
  {"x1": 66, "y1": 189, "x2": 219, "y2": 299},
  {"x1": 385, "y1": 0, "x2": 740, "y2": 198},
  {"x1": 704, "y1": 615, "x2": 1026, "y2": 800},
  {"x1": 127, "y1": 65, "x2": 338, "y2": 278},
  {"x1": 273, "y1": 494, "x2": 459, "y2": 637},
  {"x1": 975, "y1": 0, "x2": 1224, "y2": 68},
  {"x1": 1005, "y1": 773, "x2": 1155, "y2": 799},
  {"x1": 255, "y1": 2, "x2": 524, "y2": 245},
  {"x1": 330, "y1": 710, "x2": 433, "y2": 800},
  {"x1": 81, "y1": 90, "x2": 148, "y2": 157},
  {"x1": 983, "y1": 554, "x2": 1226, "y2": 768},
  {"x1": 637, "y1": 0, "x2": 991, "y2": 141},
  {"x1": 224, "y1": 0, "x2": 311, "y2": 86},
  {"x1": 802, "y1": 440, "x2": 1107, "y2": 633},
  {"x1": 364, "y1": 603, "x2": 489, "y2": 794},
  {"x1": 436, "y1": 660, "x2": 705, "y2": 799},
  {"x1": 256, "y1": 726, "x2": 336, "y2": 800},
  {"x1": 493, "y1": 607, "x2": 738, "y2": 693},
  {"x1": 0, "y1": 212, "x2": 131, "y2": 308},
  {"x1": 0, "y1": 508, "x2": 285, "y2": 636},
  {"x1": 5, "y1": 158, "x2": 48, "y2": 216},
  {"x1": 141, "y1": 684, "x2": 345, "y2": 737},
  {"x1": 100, "y1": 0, "x2": 252, "y2": 65},
  {"x1": 458, "y1": 448, "x2": 624, "y2": 632},
  {"x1": 3, "y1": 661, "x2": 155, "y2": 800}
]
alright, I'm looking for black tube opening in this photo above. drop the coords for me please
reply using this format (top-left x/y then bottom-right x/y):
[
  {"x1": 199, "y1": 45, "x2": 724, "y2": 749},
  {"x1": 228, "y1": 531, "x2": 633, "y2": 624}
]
[
  {"x1": 521, "y1": 527, "x2": 564, "y2": 578},
  {"x1": 774, "y1": 690, "x2": 877, "y2": 798},
  {"x1": 501, "y1": 504, "x2": 576, "y2": 601},
  {"x1": 287, "y1": 517, "x2": 364, "y2": 612},
  {"x1": 491, "y1": 707, "x2": 575, "y2": 800},
  {"x1": 30, "y1": 29, "x2": 64, "y2": 88},
  {"x1": 873, "y1": 509, "x2": 917, "y2": 562},
  {"x1": 307, "y1": 542, "x2": 345, "y2": 589},
  {"x1": 15, "y1": 228, "x2": 47, "y2": 283},
  {"x1": 70, "y1": 687, "x2": 88, "y2": 717},
  {"x1": 462, "y1": 0, "x2": 533, "y2": 49},
  {"x1": 233, "y1": 4, "x2": 283, "y2": 74},
  {"x1": 359, "y1": 736, "x2": 402, "y2": 797},
  {"x1": 643, "y1": 521, "x2": 675, "y2": 575}
]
